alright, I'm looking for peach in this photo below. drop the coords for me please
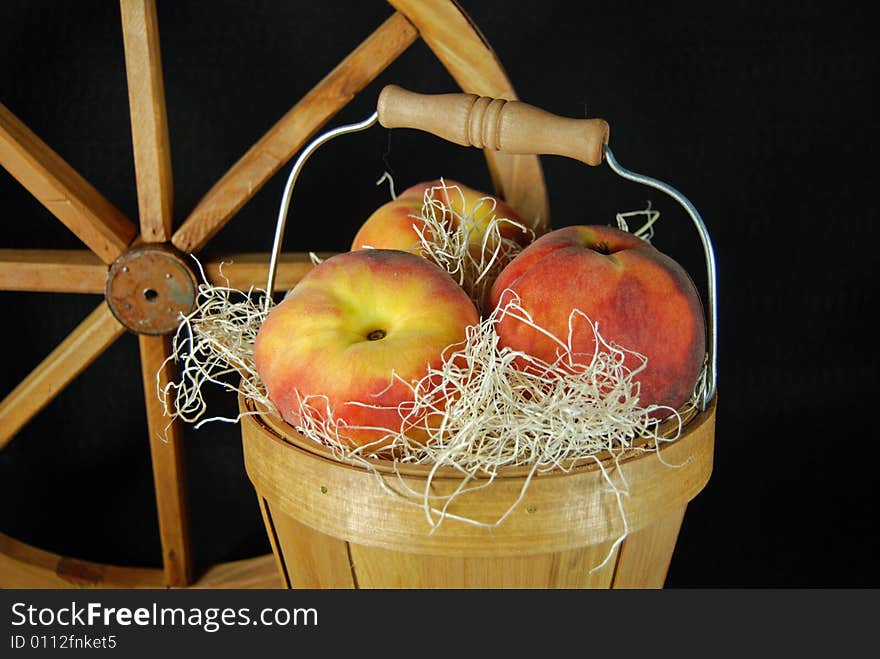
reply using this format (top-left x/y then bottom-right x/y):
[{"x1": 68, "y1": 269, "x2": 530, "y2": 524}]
[
  {"x1": 489, "y1": 225, "x2": 706, "y2": 413},
  {"x1": 350, "y1": 179, "x2": 532, "y2": 255},
  {"x1": 254, "y1": 249, "x2": 479, "y2": 449}
]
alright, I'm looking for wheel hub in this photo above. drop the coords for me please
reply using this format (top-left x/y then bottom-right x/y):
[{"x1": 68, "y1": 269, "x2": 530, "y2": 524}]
[{"x1": 105, "y1": 246, "x2": 198, "y2": 335}]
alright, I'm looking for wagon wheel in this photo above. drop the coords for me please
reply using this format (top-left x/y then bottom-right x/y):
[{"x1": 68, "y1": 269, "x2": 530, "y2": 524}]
[{"x1": 0, "y1": 0, "x2": 548, "y2": 588}]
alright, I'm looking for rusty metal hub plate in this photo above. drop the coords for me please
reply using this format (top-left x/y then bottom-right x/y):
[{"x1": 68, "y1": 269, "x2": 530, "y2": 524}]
[{"x1": 106, "y1": 246, "x2": 197, "y2": 335}]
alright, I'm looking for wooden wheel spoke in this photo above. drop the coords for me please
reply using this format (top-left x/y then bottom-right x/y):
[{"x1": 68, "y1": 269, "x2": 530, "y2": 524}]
[
  {"x1": 202, "y1": 251, "x2": 335, "y2": 291},
  {"x1": 1, "y1": 0, "x2": 555, "y2": 591},
  {"x1": 0, "y1": 249, "x2": 106, "y2": 294},
  {"x1": 171, "y1": 12, "x2": 418, "y2": 255},
  {"x1": 0, "y1": 103, "x2": 137, "y2": 264},
  {"x1": 138, "y1": 334, "x2": 192, "y2": 587},
  {"x1": 121, "y1": 0, "x2": 174, "y2": 243},
  {"x1": 389, "y1": 0, "x2": 549, "y2": 231},
  {"x1": 0, "y1": 301, "x2": 125, "y2": 449}
]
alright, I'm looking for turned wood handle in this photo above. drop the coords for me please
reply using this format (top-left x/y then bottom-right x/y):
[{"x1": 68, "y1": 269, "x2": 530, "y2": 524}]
[{"x1": 377, "y1": 84, "x2": 610, "y2": 167}]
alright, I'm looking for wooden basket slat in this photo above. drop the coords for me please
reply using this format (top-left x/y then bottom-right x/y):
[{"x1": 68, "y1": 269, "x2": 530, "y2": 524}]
[
  {"x1": 242, "y1": 396, "x2": 715, "y2": 588},
  {"x1": 611, "y1": 505, "x2": 687, "y2": 588}
]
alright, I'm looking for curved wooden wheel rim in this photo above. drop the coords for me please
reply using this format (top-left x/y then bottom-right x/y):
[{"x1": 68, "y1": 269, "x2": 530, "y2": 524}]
[{"x1": 0, "y1": 1, "x2": 548, "y2": 588}]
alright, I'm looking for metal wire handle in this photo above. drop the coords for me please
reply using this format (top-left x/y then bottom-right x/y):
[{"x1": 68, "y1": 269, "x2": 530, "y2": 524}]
[
  {"x1": 265, "y1": 111, "x2": 718, "y2": 410},
  {"x1": 603, "y1": 145, "x2": 718, "y2": 409},
  {"x1": 264, "y1": 111, "x2": 379, "y2": 311}
]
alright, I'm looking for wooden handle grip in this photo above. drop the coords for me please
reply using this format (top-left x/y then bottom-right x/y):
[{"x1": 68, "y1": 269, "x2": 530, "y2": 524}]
[{"x1": 377, "y1": 84, "x2": 610, "y2": 167}]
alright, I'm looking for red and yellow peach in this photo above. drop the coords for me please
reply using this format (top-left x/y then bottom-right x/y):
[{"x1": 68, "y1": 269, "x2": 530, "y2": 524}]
[
  {"x1": 489, "y1": 225, "x2": 706, "y2": 413},
  {"x1": 351, "y1": 179, "x2": 531, "y2": 256},
  {"x1": 254, "y1": 249, "x2": 479, "y2": 449}
]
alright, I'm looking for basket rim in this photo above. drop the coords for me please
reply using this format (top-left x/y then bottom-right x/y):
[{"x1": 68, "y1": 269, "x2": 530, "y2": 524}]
[
  {"x1": 238, "y1": 394, "x2": 716, "y2": 554},
  {"x1": 239, "y1": 394, "x2": 712, "y2": 481}
]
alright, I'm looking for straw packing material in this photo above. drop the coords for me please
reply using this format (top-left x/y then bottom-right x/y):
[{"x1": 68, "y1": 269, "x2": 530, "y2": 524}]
[{"x1": 159, "y1": 182, "x2": 694, "y2": 548}]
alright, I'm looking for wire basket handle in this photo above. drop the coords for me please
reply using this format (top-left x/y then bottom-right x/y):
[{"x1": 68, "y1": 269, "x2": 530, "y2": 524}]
[
  {"x1": 378, "y1": 84, "x2": 610, "y2": 166},
  {"x1": 376, "y1": 85, "x2": 717, "y2": 408},
  {"x1": 266, "y1": 85, "x2": 717, "y2": 408}
]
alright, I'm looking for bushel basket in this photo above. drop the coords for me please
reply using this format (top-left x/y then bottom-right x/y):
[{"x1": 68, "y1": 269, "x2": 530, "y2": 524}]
[
  {"x1": 240, "y1": 84, "x2": 719, "y2": 589},
  {"x1": 241, "y1": 396, "x2": 715, "y2": 588}
]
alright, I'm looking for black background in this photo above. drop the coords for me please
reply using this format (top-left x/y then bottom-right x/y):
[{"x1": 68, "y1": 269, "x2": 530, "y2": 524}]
[{"x1": 1, "y1": 1, "x2": 876, "y2": 587}]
